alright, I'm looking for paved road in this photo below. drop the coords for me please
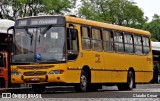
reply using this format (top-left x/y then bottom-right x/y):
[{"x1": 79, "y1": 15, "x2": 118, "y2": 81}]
[{"x1": 0, "y1": 84, "x2": 160, "y2": 98}]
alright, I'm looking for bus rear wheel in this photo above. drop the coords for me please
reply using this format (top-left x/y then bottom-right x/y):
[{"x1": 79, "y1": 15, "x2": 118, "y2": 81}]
[
  {"x1": 118, "y1": 71, "x2": 134, "y2": 90},
  {"x1": 32, "y1": 84, "x2": 46, "y2": 94},
  {"x1": 0, "y1": 78, "x2": 5, "y2": 88},
  {"x1": 74, "y1": 70, "x2": 89, "y2": 92}
]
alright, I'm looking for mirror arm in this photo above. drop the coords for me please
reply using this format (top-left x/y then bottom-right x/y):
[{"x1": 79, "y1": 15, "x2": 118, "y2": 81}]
[
  {"x1": 7, "y1": 26, "x2": 14, "y2": 34},
  {"x1": 69, "y1": 23, "x2": 75, "y2": 28}
]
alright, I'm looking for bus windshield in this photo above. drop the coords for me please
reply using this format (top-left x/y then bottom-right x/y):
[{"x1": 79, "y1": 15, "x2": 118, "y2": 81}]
[{"x1": 12, "y1": 27, "x2": 66, "y2": 63}]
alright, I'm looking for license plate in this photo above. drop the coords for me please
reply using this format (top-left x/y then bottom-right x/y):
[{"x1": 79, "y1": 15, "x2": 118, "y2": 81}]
[{"x1": 30, "y1": 78, "x2": 40, "y2": 81}]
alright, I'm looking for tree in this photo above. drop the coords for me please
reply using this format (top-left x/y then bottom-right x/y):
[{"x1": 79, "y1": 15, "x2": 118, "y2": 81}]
[
  {"x1": 143, "y1": 14, "x2": 160, "y2": 41},
  {"x1": 0, "y1": 0, "x2": 76, "y2": 20},
  {"x1": 152, "y1": 14, "x2": 160, "y2": 21},
  {"x1": 0, "y1": 0, "x2": 13, "y2": 20},
  {"x1": 78, "y1": 0, "x2": 146, "y2": 28}
]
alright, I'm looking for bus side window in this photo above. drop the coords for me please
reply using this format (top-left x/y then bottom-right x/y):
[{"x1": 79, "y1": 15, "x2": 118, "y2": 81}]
[
  {"x1": 91, "y1": 28, "x2": 102, "y2": 51},
  {"x1": 134, "y1": 35, "x2": 143, "y2": 55},
  {"x1": 103, "y1": 30, "x2": 114, "y2": 52},
  {"x1": 0, "y1": 53, "x2": 5, "y2": 67},
  {"x1": 81, "y1": 26, "x2": 91, "y2": 50},
  {"x1": 114, "y1": 31, "x2": 124, "y2": 52},
  {"x1": 142, "y1": 36, "x2": 150, "y2": 55},
  {"x1": 124, "y1": 33, "x2": 134, "y2": 53},
  {"x1": 67, "y1": 28, "x2": 79, "y2": 60}
]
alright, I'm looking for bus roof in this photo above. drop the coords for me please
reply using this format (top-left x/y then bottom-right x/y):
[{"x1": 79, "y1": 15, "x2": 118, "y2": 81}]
[
  {"x1": 16, "y1": 15, "x2": 150, "y2": 36},
  {"x1": 152, "y1": 41, "x2": 160, "y2": 51},
  {"x1": 65, "y1": 16, "x2": 150, "y2": 36},
  {"x1": 0, "y1": 19, "x2": 14, "y2": 33}
]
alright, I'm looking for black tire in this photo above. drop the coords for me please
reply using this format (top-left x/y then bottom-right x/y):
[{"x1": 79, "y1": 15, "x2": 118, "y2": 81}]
[
  {"x1": 89, "y1": 85, "x2": 99, "y2": 92},
  {"x1": 32, "y1": 84, "x2": 46, "y2": 94},
  {"x1": 0, "y1": 79, "x2": 5, "y2": 88},
  {"x1": 118, "y1": 71, "x2": 134, "y2": 90},
  {"x1": 74, "y1": 70, "x2": 89, "y2": 92}
]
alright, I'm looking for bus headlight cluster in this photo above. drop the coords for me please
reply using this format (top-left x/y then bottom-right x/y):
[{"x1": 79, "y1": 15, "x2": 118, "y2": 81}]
[
  {"x1": 11, "y1": 71, "x2": 21, "y2": 76},
  {"x1": 49, "y1": 70, "x2": 64, "y2": 74}
]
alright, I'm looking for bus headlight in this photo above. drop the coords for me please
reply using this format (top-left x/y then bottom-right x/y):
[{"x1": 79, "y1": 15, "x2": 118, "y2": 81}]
[
  {"x1": 11, "y1": 71, "x2": 21, "y2": 76},
  {"x1": 49, "y1": 70, "x2": 64, "y2": 74}
]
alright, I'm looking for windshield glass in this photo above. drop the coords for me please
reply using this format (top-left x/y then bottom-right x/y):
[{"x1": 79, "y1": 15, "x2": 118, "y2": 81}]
[{"x1": 12, "y1": 27, "x2": 65, "y2": 63}]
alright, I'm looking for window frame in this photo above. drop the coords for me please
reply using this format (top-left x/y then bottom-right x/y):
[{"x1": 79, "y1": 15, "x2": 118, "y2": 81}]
[
  {"x1": 142, "y1": 35, "x2": 150, "y2": 55},
  {"x1": 66, "y1": 28, "x2": 79, "y2": 61},
  {"x1": 81, "y1": 25, "x2": 91, "y2": 50},
  {"x1": 133, "y1": 34, "x2": 143, "y2": 55},
  {"x1": 124, "y1": 32, "x2": 134, "y2": 54},
  {"x1": 113, "y1": 30, "x2": 125, "y2": 53},
  {"x1": 91, "y1": 27, "x2": 103, "y2": 51},
  {"x1": 102, "y1": 28, "x2": 114, "y2": 52}
]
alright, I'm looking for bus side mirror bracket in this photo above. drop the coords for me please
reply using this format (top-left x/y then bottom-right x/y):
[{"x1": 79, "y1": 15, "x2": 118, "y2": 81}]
[
  {"x1": 7, "y1": 26, "x2": 14, "y2": 34},
  {"x1": 7, "y1": 26, "x2": 14, "y2": 43}
]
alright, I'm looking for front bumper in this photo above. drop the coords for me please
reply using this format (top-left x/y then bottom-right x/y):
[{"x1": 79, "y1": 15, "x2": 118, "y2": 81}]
[{"x1": 12, "y1": 74, "x2": 65, "y2": 84}]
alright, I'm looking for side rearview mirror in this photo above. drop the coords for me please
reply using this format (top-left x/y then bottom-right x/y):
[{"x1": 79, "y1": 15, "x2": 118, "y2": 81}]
[
  {"x1": 7, "y1": 26, "x2": 14, "y2": 43},
  {"x1": 70, "y1": 29, "x2": 78, "y2": 40},
  {"x1": 7, "y1": 26, "x2": 14, "y2": 34}
]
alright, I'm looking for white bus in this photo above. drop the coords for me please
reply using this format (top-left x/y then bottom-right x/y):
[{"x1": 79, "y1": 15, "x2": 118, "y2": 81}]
[
  {"x1": 151, "y1": 41, "x2": 160, "y2": 83},
  {"x1": 0, "y1": 19, "x2": 14, "y2": 34}
]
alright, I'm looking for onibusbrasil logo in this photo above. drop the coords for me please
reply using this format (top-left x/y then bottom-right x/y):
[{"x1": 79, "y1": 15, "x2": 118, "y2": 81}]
[{"x1": 2, "y1": 93, "x2": 42, "y2": 98}]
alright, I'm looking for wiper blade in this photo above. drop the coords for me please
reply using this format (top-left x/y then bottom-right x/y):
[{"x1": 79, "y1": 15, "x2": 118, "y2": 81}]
[
  {"x1": 41, "y1": 25, "x2": 52, "y2": 35},
  {"x1": 25, "y1": 28, "x2": 33, "y2": 45},
  {"x1": 25, "y1": 28, "x2": 33, "y2": 38},
  {"x1": 38, "y1": 25, "x2": 52, "y2": 44},
  {"x1": 30, "y1": 35, "x2": 33, "y2": 45},
  {"x1": 38, "y1": 34, "x2": 40, "y2": 44}
]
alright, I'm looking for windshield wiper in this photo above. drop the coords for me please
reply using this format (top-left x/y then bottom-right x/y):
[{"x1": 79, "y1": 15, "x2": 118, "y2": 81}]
[
  {"x1": 41, "y1": 25, "x2": 52, "y2": 35},
  {"x1": 38, "y1": 25, "x2": 52, "y2": 44},
  {"x1": 38, "y1": 34, "x2": 41, "y2": 44},
  {"x1": 30, "y1": 34, "x2": 33, "y2": 45},
  {"x1": 25, "y1": 28, "x2": 33, "y2": 45}
]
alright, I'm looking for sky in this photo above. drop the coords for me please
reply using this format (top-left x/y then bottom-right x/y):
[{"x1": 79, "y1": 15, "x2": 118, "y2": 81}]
[{"x1": 133, "y1": 0, "x2": 160, "y2": 22}]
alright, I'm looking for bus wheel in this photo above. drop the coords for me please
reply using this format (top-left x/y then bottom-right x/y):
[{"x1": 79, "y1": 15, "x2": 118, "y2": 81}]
[
  {"x1": 89, "y1": 85, "x2": 99, "y2": 92},
  {"x1": 74, "y1": 70, "x2": 89, "y2": 92},
  {"x1": 118, "y1": 71, "x2": 134, "y2": 90},
  {"x1": 0, "y1": 79, "x2": 5, "y2": 88},
  {"x1": 32, "y1": 84, "x2": 46, "y2": 94}
]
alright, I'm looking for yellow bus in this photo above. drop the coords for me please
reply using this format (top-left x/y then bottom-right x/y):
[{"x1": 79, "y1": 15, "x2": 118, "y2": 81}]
[{"x1": 8, "y1": 15, "x2": 153, "y2": 93}]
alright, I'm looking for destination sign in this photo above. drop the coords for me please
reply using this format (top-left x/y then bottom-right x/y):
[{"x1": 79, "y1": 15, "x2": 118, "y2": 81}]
[
  {"x1": 15, "y1": 16, "x2": 65, "y2": 27},
  {"x1": 18, "y1": 20, "x2": 27, "y2": 26},
  {"x1": 30, "y1": 19, "x2": 57, "y2": 25}
]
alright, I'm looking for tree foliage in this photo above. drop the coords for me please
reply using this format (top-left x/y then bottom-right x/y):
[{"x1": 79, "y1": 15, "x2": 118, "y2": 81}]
[
  {"x1": 143, "y1": 14, "x2": 160, "y2": 41},
  {"x1": 0, "y1": 0, "x2": 13, "y2": 20},
  {"x1": 0, "y1": 0, "x2": 160, "y2": 42},
  {"x1": 0, "y1": 0, "x2": 76, "y2": 20},
  {"x1": 78, "y1": 0, "x2": 146, "y2": 28}
]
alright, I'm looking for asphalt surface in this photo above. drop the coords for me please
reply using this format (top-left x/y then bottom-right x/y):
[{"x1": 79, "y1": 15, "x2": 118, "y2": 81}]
[{"x1": 0, "y1": 84, "x2": 160, "y2": 98}]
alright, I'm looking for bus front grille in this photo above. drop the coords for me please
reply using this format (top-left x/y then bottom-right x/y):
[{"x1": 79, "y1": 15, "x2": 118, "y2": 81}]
[
  {"x1": 17, "y1": 65, "x2": 54, "y2": 70},
  {"x1": 24, "y1": 71, "x2": 47, "y2": 76}
]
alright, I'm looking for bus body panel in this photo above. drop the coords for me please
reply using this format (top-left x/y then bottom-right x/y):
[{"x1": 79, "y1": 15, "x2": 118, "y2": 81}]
[
  {"x1": 10, "y1": 16, "x2": 153, "y2": 88},
  {"x1": 0, "y1": 52, "x2": 9, "y2": 87}
]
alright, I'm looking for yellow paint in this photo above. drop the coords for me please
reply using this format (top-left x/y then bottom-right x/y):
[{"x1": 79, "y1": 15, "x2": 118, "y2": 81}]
[{"x1": 11, "y1": 16, "x2": 153, "y2": 85}]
